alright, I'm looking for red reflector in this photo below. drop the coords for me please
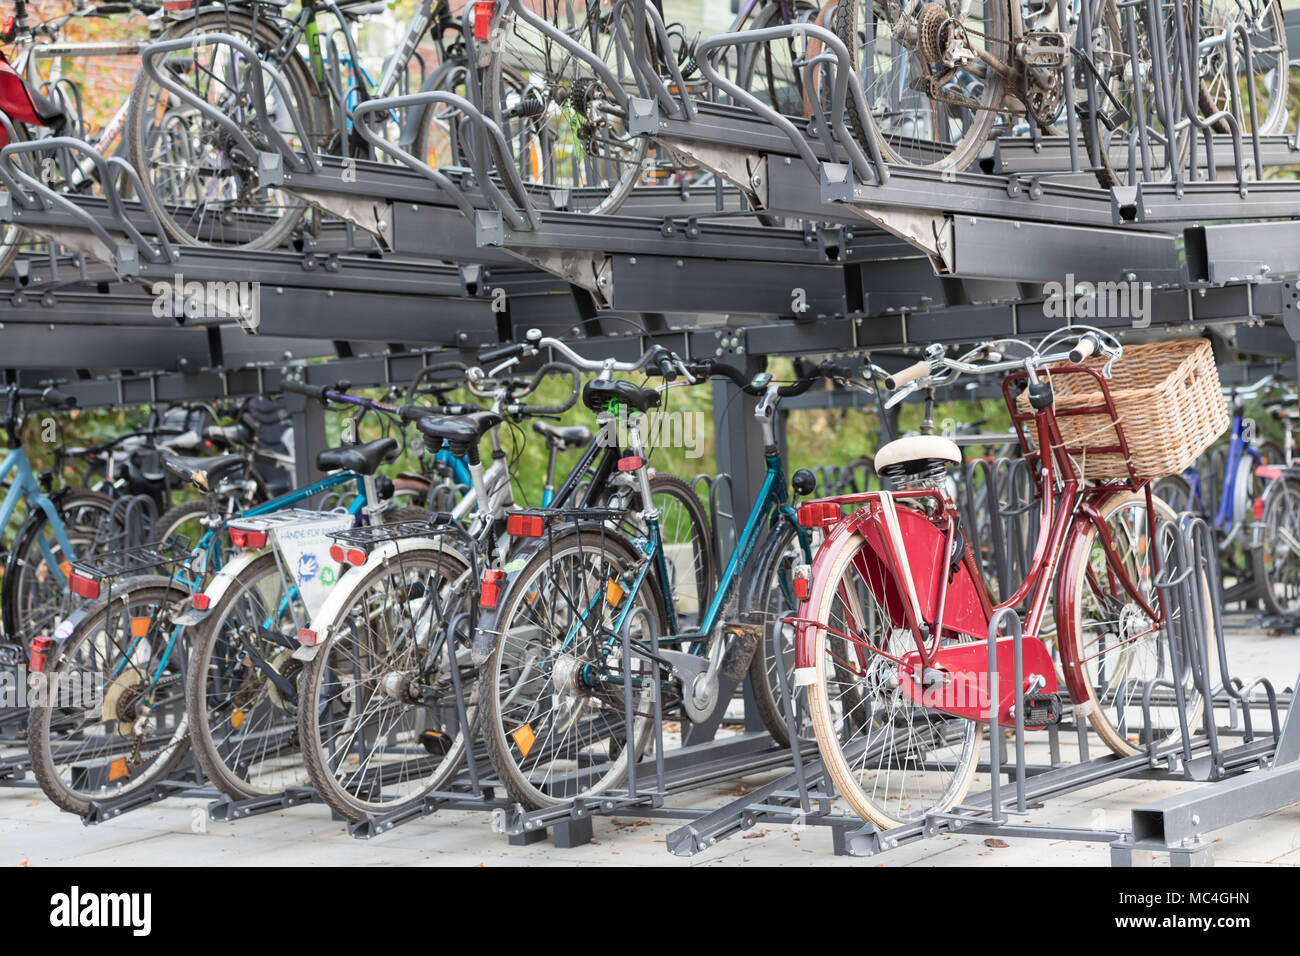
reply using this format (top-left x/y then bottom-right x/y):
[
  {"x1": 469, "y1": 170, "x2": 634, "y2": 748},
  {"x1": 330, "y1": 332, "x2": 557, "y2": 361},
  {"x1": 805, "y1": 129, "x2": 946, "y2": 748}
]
[
  {"x1": 163, "y1": 0, "x2": 195, "y2": 10},
  {"x1": 29, "y1": 635, "x2": 53, "y2": 674},
  {"x1": 68, "y1": 572, "x2": 100, "y2": 600},
  {"x1": 617, "y1": 456, "x2": 644, "y2": 472},
  {"x1": 191, "y1": 593, "x2": 211, "y2": 611},
  {"x1": 793, "y1": 577, "x2": 809, "y2": 601},
  {"x1": 1256, "y1": 465, "x2": 1282, "y2": 481},
  {"x1": 345, "y1": 548, "x2": 367, "y2": 566},
  {"x1": 328, "y1": 544, "x2": 345, "y2": 564},
  {"x1": 2, "y1": 16, "x2": 13, "y2": 34},
  {"x1": 229, "y1": 527, "x2": 267, "y2": 549},
  {"x1": 796, "y1": 501, "x2": 842, "y2": 528},
  {"x1": 297, "y1": 628, "x2": 318, "y2": 647},
  {"x1": 480, "y1": 568, "x2": 506, "y2": 609},
  {"x1": 506, "y1": 513, "x2": 544, "y2": 537},
  {"x1": 1254, "y1": 498, "x2": 1265, "y2": 520},
  {"x1": 473, "y1": 0, "x2": 494, "y2": 40}
]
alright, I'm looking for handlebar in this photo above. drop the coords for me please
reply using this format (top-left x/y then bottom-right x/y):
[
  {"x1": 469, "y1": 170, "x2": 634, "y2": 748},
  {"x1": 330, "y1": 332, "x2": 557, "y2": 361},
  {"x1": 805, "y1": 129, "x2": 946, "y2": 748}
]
[{"x1": 8, "y1": 386, "x2": 76, "y2": 409}]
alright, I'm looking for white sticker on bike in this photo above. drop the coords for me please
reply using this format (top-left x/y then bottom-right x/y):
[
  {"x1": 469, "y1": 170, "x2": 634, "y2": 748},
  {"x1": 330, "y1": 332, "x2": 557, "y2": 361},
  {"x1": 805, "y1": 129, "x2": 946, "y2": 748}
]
[{"x1": 273, "y1": 513, "x2": 353, "y2": 617}]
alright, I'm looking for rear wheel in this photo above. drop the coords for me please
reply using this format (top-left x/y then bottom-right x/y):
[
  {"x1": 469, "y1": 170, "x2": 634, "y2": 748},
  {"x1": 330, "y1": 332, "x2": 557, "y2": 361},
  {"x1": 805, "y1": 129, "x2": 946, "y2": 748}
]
[
  {"x1": 27, "y1": 579, "x2": 191, "y2": 815},
  {"x1": 1252, "y1": 475, "x2": 1300, "y2": 616}
]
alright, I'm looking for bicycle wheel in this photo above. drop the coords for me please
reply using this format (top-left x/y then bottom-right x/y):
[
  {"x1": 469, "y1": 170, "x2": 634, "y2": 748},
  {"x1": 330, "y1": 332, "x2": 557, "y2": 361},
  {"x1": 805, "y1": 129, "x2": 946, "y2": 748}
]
[
  {"x1": 1252, "y1": 475, "x2": 1300, "y2": 616},
  {"x1": 297, "y1": 543, "x2": 474, "y2": 821},
  {"x1": 2, "y1": 490, "x2": 119, "y2": 646},
  {"x1": 1198, "y1": 0, "x2": 1288, "y2": 136},
  {"x1": 734, "y1": 0, "x2": 822, "y2": 116},
  {"x1": 186, "y1": 551, "x2": 310, "y2": 799},
  {"x1": 745, "y1": 518, "x2": 816, "y2": 747},
  {"x1": 127, "y1": 10, "x2": 322, "y2": 250},
  {"x1": 834, "y1": 0, "x2": 1008, "y2": 170},
  {"x1": 483, "y1": 0, "x2": 652, "y2": 214},
  {"x1": 27, "y1": 578, "x2": 191, "y2": 815},
  {"x1": 150, "y1": 498, "x2": 209, "y2": 548},
  {"x1": 637, "y1": 473, "x2": 715, "y2": 630},
  {"x1": 1084, "y1": 0, "x2": 1194, "y2": 187},
  {"x1": 803, "y1": 527, "x2": 982, "y2": 829},
  {"x1": 478, "y1": 525, "x2": 664, "y2": 809},
  {"x1": 1057, "y1": 490, "x2": 1209, "y2": 755}
]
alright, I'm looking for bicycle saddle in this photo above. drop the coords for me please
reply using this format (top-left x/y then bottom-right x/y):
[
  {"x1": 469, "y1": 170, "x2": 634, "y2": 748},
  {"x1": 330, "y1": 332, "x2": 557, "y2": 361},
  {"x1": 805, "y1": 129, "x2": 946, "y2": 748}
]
[
  {"x1": 162, "y1": 453, "x2": 250, "y2": 491},
  {"x1": 532, "y1": 421, "x2": 593, "y2": 450},
  {"x1": 874, "y1": 435, "x2": 961, "y2": 476},
  {"x1": 582, "y1": 379, "x2": 661, "y2": 415},
  {"x1": 316, "y1": 437, "x2": 399, "y2": 476},
  {"x1": 416, "y1": 412, "x2": 503, "y2": 451}
]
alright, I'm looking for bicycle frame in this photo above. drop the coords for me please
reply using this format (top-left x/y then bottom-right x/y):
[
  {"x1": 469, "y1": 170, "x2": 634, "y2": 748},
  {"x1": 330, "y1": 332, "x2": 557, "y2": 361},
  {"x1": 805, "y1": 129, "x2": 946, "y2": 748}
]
[{"x1": 0, "y1": 445, "x2": 75, "y2": 590}]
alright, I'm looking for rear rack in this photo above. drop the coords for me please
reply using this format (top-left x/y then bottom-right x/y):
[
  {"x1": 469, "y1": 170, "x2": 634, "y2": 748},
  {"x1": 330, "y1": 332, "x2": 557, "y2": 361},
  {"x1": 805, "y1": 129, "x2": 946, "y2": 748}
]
[{"x1": 70, "y1": 535, "x2": 193, "y2": 581}]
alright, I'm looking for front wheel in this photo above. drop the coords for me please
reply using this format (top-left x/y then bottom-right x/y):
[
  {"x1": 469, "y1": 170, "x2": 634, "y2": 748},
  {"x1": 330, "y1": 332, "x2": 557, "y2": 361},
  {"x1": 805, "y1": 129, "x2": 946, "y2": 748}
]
[
  {"x1": 1057, "y1": 490, "x2": 1210, "y2": 755},
  {"x1": 1252, "y1": 475, "x2": 1300, "y2": 617}
]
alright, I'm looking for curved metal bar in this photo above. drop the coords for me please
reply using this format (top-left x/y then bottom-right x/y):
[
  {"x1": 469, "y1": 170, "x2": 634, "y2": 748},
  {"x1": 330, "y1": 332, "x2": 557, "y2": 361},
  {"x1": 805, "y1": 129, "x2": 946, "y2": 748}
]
[
  {"x1": 140, "y1": 32, "x2": 319, "y2": 175},
  {"x1": 1170, "y1": 0, "x2": 1249, "y2": 186},
  {"x1": 695, "y1": 23, "x2": 887, "y2": 187},
  {"x1": 0, "y1": 136, "x2": 174, "y2": 265},
  {"x1": 501, "y1": 0, "x2": 630, "y2": 110},
  {"x1": 350, "y1": 91, "x2": 540, "y2": 232},
  {"x1": 610, "y1": 0, "x2": 694, "y2": 121}
]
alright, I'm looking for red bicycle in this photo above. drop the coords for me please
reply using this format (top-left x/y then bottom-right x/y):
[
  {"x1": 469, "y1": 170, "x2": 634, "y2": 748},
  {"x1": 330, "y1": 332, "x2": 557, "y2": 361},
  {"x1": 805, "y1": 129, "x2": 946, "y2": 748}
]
[{"x1": 788, "y1": 328, "x2": 1212, "y2": 830}]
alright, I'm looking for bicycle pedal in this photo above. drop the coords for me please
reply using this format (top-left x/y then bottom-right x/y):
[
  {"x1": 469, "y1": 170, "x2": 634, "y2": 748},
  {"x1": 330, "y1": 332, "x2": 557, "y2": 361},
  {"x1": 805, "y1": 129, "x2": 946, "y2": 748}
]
[
  {"x1": 719, "y1": 623, "x2": 763, "y2": 682},
  {"x1": 1018, "y1": 692, "x2": 1063, "y2": 727},
  {"x1": 420, "y1": 730, "x2": 451, "y2": 757}
]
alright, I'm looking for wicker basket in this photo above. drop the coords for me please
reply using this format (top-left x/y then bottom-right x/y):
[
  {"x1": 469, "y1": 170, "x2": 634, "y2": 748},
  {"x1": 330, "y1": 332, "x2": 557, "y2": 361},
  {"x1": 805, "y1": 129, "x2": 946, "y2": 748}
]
[{"x1": 1018, "y1": 338, "x2": 1228, "y2": 480}]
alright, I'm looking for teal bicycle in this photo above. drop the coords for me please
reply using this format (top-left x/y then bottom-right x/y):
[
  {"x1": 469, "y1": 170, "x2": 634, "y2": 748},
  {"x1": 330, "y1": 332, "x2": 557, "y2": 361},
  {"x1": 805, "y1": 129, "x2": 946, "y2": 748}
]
[
  {"x1": 23, "y1": 382, "x2": 418, "y2": 815},
  {"x1": 475, "y1": 344, "x2": 865, "y2": 809}
]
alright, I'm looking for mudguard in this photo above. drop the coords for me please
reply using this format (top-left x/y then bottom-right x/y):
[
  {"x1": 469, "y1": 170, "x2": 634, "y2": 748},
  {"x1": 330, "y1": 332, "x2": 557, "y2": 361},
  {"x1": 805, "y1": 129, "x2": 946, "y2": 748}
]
[
  {"x1": 173, "y1": 549, "x2": 265, "y2": 626},
  {"x1": 793, "y1": 499, "x2": 988, "y2": 673},
  {"x1": 292, "y1": 535, "x2": 473, "y2": 662}
]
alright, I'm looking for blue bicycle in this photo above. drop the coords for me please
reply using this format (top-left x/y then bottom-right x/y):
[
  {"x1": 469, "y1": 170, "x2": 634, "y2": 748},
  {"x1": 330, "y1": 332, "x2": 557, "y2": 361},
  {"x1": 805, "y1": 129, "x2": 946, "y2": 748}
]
[
  {"x1": 0, "y1": 385, "x2": 120, "y2": 649},
  {"x1": 23, "y1": 381, "x2": 421, "y2": 815},
  {"x1": 475, "y1": 339, "x2": 861, "y2": 808}
]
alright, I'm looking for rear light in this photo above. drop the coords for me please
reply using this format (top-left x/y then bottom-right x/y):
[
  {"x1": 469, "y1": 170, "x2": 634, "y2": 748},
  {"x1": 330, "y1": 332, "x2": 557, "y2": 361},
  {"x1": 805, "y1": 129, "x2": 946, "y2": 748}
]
[
  {"x1": 329, "y1": 544, "x2": 345, "y2": 564},
  {"x1": 191, "y1": 593, "x2": 211, "y2": 611},
  {"x1": 297, "y1": 628, "x2": 318, "y2": 647},
  {"x1": 163, "y1": 0, "x2": 195, "y2": 10},
  {"x1": 28, "y1": 635, "x2": 53, "y2": 674},
  {"x1": 1254, "y1": 498, "x2": 1265, "y2": 520},
  {"x1": 506, "y1": 512, "x2": 544, "y2": 537},
  {"x1": 796, "y1": 501, "x2": 842, "y2": 528},
  {"x1": 68, "y1": 570, "x2": 100, "y2": 600},
  {"x1": 1256, "y1": 465, "x2": 1282, "y2": 481},
  {"x1": 792, "y1": 564, "x2": 811, "y2": 601},
  {"x1": 617, "y1": 456, "x2": 644, "y2": 472},
  {"x1": 346, "y1": 548, "x2": 367, "y2": 567},
  {"x1": 480, "y1": 568, "x2": 505, "y2": 609},
  {"x1": 2, "y1": 16, "x2": 13, "y2": 35},
  {"x1": 473, "y1": 0, "x2": 494, "y2": 40},
  {"x1": 229, "y1": 527, "x2": 268, "y2": 549}
]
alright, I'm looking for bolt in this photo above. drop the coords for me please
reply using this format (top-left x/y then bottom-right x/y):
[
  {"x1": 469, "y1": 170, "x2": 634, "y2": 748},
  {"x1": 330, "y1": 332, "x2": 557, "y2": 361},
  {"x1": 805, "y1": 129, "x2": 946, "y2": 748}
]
[{"x1": 628, "y1": 257, "x2": 637, "y2": 265}]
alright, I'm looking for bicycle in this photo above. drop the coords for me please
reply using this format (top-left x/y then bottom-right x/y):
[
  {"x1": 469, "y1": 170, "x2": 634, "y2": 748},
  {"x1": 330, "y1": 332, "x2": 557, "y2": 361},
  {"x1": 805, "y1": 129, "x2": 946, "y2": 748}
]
[
  {"x1": 472, "y1": 340, "x2": 865, "y2": 808},
  {"x1": 0, "y1": 384, "x2": 119, "y2": 648},
  {"x1": 1250, "y1": 391, "x2": 1300, "y2": 617},
  {"x1": 24, "y1": 385, "x2": 420, "y2": 814},
  {"x1": 790, "y1": 327, "x2": 1212, "y2": 829}
]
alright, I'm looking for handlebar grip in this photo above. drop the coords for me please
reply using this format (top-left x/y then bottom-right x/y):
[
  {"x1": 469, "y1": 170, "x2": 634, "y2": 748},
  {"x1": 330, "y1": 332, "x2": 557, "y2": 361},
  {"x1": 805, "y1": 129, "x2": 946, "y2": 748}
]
[
  {"x1": 41, "y1": 387, "x2": 75, "y2": 409},
  {"x1": 885, "y1": 360, "x2": 930, "y2": 390},
  {"x1": 652, "y1": 350, "x2": 678, "y2": 382},
  {"x1": 281, "y1": 380, "x2": 327, "y2": 401},
  {"x1": 1069, "y1": 333, "x2": 1099, "y2": 363},
  {"x1": 478, "y1": 342, "x2": 526, "y2": 364}
]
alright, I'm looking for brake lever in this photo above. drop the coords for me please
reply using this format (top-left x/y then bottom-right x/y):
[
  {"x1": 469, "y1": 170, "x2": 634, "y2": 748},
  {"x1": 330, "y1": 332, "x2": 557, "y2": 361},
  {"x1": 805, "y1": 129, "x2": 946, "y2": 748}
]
[{"x1": 883, "y1": 381, "x2": 920, "y2": 410}]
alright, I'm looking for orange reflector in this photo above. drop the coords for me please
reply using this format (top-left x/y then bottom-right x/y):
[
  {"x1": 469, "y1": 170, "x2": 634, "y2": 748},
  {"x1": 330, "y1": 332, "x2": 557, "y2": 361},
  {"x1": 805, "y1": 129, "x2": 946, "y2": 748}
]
[
  {"x1": 511, "y1": 723, "x2": 535, "y2": 757},
  {"x1": 230, "y1": 708, "x2": 244, "y2": 731},
  {"x1": 131, "y1": 617, "x2": 151, "y2": 638},
  {"x1": 605, "y1": 577, "x2": 624, "y2": 606},
  {"x1": 108, "y1": 758, "x2": 129, "y2": 781}
]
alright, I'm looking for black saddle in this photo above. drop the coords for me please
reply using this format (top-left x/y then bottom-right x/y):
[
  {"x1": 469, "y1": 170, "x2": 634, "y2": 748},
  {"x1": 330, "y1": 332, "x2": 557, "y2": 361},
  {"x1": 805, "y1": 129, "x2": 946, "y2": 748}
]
[
  {"x1": 533, "y1": 421, "x2": 593, "y2": 450},
  {"x1": 163, "y1": 453, "x2": 249, "y2": 490},
  {"x1": 416, "y1": 412, "x2": 503, "y2": 452},
  {"x1": 582, "y1": 379, "x2": 661, "y2": 415},
  {"x1": 316, "y1": 437, "x2": 399, "y2": 476}
]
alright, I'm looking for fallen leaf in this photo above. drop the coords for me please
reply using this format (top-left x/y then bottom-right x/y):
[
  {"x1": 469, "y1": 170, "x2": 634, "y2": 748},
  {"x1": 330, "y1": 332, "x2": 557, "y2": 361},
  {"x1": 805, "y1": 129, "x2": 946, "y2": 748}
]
[
  {"x1": 983, "y1": 838, "x2": 1009, "y2": 848},
  {"x1": 17, "y1": 858, "x2": 27, "y2": 867},
  {"x1": 25, "y1": 800, "x2": 39, "y2": 807}
]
